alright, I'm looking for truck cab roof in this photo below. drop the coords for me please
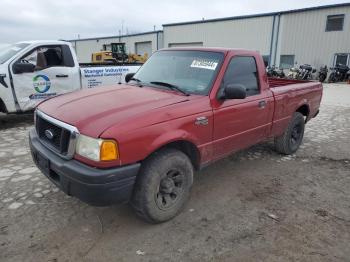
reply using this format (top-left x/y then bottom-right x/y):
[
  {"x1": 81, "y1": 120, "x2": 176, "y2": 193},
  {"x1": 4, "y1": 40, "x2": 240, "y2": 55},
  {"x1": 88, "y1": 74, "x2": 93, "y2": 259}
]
[
  {"x1": 160, "y1": 47, "x2": 260, "y2": 55},
  {"x1": 16, "y1": 40, "x2": 70, "y2": 45}
]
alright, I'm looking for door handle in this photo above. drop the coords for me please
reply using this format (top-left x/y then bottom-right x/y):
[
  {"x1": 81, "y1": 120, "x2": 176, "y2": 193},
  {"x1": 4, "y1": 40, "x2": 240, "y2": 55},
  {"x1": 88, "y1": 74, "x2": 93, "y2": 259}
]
[
  {"x1": 258, "y1": 100, "x2": 266, "y2": 109},
  {"x1": 56, "y1": 74, "x2": 69, "y2": 78}
]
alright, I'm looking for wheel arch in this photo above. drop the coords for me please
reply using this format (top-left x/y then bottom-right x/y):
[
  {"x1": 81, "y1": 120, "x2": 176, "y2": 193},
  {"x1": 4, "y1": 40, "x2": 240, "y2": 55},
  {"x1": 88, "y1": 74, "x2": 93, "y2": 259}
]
[
  {"x1": 0, "y1": 98, "x2": 7, "y2": 113},
  {"x1": 147, "y1": 139, "x2": 201, "y2": 171},
  {"x1": 295, "y1": 103, "x2": 310, "y2": 122}
]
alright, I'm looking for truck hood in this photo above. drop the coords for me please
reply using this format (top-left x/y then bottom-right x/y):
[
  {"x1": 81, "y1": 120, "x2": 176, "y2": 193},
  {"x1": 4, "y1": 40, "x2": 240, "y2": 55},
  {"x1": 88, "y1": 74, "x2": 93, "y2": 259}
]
[{"x1": 38, "y1": 84, "x2": 191, "y2": 137}]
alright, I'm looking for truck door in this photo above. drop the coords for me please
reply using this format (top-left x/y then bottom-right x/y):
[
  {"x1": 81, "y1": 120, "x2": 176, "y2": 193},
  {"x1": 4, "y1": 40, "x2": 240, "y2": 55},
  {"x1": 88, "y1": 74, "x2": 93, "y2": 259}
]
[
  {"x1": 10, "y1": 44, "x2": 80, "y2": 112},
  {"x1": 212, "y1": 55, "x2": 274, "y2": 158},
  {"x1": 0, "y1": 66, "x2": 15, "y2": 113}
]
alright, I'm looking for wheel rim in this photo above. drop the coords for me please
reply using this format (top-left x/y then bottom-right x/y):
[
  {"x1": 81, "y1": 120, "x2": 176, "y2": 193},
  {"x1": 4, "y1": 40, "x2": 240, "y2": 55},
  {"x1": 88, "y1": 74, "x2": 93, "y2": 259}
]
[
  {"x1": 290, "y1": 122, "x2": 303, "y2": 146},
  {"x1": 155, "y1": 169, "x2": 184, "y2": 210}
]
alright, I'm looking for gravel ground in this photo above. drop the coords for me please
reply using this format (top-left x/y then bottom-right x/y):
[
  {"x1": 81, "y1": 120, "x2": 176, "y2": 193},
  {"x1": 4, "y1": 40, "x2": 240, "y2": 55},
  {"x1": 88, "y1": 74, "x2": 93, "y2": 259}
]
[{"x1": 0, "y1": 83, "x2": 350, "y2": 262}]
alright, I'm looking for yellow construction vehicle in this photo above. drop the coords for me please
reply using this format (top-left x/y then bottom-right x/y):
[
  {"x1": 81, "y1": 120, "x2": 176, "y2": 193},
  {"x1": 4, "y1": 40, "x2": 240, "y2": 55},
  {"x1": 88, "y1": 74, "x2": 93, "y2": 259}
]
[
  {"x1": 128, "y1": 52, "x2": 148, "y2": 63},
  {"x1": 91, "y1": 43, "x2": 148, "y2": 64},
  {"x1": 91, "y1": 51, "x2": 116, "y2": 64}
]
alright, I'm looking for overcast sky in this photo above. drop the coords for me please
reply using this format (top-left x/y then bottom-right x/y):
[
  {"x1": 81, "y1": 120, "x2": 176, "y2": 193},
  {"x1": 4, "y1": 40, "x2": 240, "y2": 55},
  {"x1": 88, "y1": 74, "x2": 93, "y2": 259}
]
[{"x1": 0, "y1": 0, "x2": 347, "y2": 43}]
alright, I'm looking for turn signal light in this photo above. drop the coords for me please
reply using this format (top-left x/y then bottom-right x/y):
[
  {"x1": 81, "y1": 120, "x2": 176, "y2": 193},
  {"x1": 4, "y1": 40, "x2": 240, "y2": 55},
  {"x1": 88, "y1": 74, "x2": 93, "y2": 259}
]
[{"x1": 100, "y1": 140, "x2": 119, "y2": 161}]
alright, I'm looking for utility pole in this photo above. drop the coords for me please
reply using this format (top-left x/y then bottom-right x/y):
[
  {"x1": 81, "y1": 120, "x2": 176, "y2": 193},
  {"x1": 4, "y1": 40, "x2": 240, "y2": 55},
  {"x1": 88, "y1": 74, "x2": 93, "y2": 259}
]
[{"x1": 121, "y1": 20, "x2": 124, "y2": 36}]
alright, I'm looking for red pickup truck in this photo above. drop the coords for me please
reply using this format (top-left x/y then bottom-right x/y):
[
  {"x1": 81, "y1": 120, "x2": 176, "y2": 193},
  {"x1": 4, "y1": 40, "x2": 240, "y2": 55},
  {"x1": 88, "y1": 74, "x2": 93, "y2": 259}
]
[{"x1": 29, "y1": 48, "x2": 322, "y2": 223}]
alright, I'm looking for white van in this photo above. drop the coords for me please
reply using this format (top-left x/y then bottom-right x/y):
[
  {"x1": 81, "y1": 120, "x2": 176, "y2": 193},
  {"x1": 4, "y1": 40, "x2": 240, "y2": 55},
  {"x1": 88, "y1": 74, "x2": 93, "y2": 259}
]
[{"x1": 0, "y1": 40, "x2": 141, "y2": 113}]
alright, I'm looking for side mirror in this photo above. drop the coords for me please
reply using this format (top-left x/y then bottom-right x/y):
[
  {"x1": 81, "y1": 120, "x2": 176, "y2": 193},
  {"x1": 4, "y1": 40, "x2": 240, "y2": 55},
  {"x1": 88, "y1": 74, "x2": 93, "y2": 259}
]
[
  {"x1": 13, "y1": 62, "x2": 35, "y2": 74},
  {"x1": 125, "y1": 73, "x2": 135, "y2": 83},
  {"x1": 221, "y1": 84, "x2": 247, "y2": 100}
]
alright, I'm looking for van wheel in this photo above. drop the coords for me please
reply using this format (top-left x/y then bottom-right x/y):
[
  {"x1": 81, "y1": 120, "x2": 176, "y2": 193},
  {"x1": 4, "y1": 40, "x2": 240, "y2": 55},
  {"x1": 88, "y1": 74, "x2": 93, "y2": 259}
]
[
  {"x1": 274, "y1": 112, "x2": 305, "y2": 155},
  {"x1": 131, "y1": 148, "x2": 193, "y2": 223}
]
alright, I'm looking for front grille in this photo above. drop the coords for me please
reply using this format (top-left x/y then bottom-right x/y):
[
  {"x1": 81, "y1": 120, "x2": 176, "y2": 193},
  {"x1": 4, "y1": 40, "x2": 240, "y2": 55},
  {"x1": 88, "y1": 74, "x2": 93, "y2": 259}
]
[{"x1": 36, "y1": 113, "x2": 72, "y2": 155}]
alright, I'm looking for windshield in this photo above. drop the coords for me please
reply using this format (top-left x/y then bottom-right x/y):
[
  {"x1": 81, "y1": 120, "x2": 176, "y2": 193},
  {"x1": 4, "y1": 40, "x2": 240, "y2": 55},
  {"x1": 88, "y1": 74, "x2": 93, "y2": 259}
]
[
  {"x1": 0, "y1": 43, "x2": 30, "y2": 64},
  {"x1": 133, "y1": 50, "x2": 224, "y2": 95}
]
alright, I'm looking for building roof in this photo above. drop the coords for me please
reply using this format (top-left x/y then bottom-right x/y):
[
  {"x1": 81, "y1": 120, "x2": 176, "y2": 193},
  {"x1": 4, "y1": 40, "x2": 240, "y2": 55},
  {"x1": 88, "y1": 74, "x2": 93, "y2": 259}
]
[
  {"x1": 68, "y1": 30, "x2": 163, "y2": 42},
  {"x1": 163, "y1": 2, "x2": 350, "y2": 27}
]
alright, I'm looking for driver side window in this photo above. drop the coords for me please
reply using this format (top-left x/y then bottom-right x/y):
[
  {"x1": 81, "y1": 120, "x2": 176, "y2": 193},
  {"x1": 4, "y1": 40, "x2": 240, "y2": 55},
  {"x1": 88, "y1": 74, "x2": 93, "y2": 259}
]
[
  {"x1": 21, "y1": 46, "x2": 64, "y2": 71},
  {"x1": 222, "y1": 56, "x2": 260, "y2": 97}
]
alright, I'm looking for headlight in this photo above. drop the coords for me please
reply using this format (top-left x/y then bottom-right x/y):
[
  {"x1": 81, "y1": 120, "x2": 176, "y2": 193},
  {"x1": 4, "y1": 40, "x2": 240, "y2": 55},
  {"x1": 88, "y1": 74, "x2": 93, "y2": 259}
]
[{"x1": 76, "y1": 134, "x2": 119, "y2": 161}]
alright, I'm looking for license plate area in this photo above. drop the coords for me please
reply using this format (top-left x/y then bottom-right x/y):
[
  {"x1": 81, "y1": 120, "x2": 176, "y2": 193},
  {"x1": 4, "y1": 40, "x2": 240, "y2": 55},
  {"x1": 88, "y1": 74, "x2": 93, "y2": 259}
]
[
  {"x1": 34, "y1": 151, "x2": 61, "y2": 185},
  {"x1": 35, "y1": 151, "x2": 50, "y2": 174}
]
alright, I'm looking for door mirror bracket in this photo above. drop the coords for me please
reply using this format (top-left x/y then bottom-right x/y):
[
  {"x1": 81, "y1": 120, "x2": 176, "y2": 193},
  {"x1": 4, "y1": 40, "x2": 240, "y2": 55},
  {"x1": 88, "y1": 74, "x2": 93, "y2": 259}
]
[{"x1": 125, "y1": 73, "x2": 135, "y2": 83}]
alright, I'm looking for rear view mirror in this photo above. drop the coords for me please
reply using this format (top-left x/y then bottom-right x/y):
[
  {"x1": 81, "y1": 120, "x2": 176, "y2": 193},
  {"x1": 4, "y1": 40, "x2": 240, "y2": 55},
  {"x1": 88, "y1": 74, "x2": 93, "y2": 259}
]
[
  {"x1": 221, "y1": 84, "x2": 247, "y2": 99},
  {"x1": 125, "y1": 73, "x2": 135, "y2": 83},
  {"x1": 13, "y1": 62, "x2": 35, "y2": 74}
]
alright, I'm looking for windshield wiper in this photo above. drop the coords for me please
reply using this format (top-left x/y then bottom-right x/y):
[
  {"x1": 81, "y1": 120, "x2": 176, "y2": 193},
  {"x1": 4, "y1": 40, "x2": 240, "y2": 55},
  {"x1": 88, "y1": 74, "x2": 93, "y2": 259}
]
[
  {"x1": 131, "y1": 77, "x2": 141, "y2": 82},
  {"x1": 150, "y1": 81, "x2": 189, "y2": 96},
  {"x1": 130, "y1": 77, "x2": 143, "y2": 87}
]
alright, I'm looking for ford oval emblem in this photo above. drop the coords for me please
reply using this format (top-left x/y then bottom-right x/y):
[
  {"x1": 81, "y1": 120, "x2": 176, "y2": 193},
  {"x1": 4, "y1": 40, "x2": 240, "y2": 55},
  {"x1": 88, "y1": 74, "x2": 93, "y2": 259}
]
[{"x1": 45, "y1": 129, "x2": 54, "y2": 140}]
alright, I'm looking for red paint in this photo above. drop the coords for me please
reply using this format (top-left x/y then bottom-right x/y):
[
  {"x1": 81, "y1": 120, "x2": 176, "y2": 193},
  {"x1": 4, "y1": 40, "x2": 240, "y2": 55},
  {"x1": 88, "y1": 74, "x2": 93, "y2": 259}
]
[{"x1": 38, "y1": 48, "x2": 322, "y2": 168}]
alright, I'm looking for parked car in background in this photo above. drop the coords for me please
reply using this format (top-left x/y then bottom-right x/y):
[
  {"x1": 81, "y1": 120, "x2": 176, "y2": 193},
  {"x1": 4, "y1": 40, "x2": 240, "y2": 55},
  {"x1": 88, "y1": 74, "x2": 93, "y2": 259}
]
[
  {"x1": 0, "y1": 40, "x2": 141, "y2": 114},
  {"x1": 29, "y1": 47, "x2": 323, "y2": 223}
]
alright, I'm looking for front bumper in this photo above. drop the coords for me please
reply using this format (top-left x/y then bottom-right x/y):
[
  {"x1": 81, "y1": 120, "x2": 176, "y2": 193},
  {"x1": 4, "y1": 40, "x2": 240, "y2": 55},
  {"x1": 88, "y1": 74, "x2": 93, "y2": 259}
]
[{"x1": 29, "y1": 128, "x2": 140, "y2": 206}]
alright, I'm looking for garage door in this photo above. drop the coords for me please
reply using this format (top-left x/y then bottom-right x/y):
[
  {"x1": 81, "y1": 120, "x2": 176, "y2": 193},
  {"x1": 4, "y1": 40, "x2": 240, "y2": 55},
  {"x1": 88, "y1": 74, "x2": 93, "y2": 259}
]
[
  {"x1": 135, "y1": 41, "x2": 152, "y2": 56},
  {"x1": 168, "y1": 42, "x2": 203, "y2": 48}
]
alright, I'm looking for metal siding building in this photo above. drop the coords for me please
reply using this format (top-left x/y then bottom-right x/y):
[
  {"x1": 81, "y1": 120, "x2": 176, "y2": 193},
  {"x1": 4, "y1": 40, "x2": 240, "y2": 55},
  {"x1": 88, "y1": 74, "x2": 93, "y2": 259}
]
[
  {"x1": 163, "y1": 16, "x2": 274, "y2": 57},
  {"x1": 69, "y1": 3, "x2": 350, "y2": 69},
  {"x1": 277, "y1": 5, "x2": 350, "y2": 68},
  {"x1": 70, "y1": 31, "x2": 163, "y2": 63},
  {"x1": 163, "y1": 3, "x2": 350, "y2": 69}
]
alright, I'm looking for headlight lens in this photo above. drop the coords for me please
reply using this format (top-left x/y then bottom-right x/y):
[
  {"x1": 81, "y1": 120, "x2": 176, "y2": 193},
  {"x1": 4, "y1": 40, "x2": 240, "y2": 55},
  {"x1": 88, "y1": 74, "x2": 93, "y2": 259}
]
[{"x1": 76, "y1": 134, "x2": 118, "y2": 161}]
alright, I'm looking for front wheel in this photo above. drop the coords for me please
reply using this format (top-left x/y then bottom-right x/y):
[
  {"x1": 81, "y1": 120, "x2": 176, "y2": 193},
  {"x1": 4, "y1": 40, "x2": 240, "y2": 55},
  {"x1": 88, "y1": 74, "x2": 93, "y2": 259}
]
[
  {"x1": 274, "y1": 112, "x2": 305, "y2": 155},
  {"x1": 131, "y1": 148, "x2": 193, "y2": 223}
]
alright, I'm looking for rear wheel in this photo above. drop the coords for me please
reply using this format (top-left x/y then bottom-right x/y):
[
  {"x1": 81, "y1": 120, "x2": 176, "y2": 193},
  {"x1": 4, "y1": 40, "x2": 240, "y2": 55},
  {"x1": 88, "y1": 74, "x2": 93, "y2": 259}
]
[
  {"x1": 274, "y1": 112, "x2": 305, "y2": 155},
  {"x1": 131, "y1": 148, "x2": 193, "y2": 223}
]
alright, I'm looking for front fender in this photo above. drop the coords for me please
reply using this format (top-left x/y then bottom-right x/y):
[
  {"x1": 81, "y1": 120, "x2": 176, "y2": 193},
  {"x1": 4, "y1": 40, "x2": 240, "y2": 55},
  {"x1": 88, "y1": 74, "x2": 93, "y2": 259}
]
[{"x1": 148, "y1": 129, "x2": 200, "y2": 153}]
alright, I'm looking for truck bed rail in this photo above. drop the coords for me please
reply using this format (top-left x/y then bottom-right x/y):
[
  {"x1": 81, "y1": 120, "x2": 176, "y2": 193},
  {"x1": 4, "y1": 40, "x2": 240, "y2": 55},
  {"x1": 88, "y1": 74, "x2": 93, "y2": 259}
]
[{"x1": 268, "y1": 77, "x2": 312, "y2": 88}]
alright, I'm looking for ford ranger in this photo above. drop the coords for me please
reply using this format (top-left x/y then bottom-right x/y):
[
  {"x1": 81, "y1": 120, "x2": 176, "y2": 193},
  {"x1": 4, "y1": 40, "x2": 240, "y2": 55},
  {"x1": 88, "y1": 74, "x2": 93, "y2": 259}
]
[{"x1": 29, "y1": 48, "x2": 322, "y2": 223}]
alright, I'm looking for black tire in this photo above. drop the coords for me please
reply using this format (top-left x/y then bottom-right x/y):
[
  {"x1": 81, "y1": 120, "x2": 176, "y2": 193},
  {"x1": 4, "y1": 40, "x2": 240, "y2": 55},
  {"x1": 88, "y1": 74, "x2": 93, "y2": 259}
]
[
  {"x1": 319, "y1": 74, "x2": 326, "y2": 83},
  {"x1": 328, "y1": 72, "x2": 335, "y2": 83},
  {"x1": 130, "y1": 148, "x2": 193, "y2": 223},
  {"x1": 274, "y1": 112, "x2": 305, "y2": 155}
]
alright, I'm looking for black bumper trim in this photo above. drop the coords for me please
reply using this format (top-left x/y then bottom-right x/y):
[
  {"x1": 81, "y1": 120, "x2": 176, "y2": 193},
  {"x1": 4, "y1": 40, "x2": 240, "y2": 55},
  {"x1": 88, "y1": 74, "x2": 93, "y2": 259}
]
[{"x1": 29, "y1": 128, "x2": 140, "y2": 206}]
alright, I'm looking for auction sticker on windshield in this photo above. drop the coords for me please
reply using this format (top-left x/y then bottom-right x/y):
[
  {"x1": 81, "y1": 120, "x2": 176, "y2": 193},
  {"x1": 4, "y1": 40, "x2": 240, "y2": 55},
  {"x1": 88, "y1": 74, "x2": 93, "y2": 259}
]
[{"x1": 191, "y1": 59, "x2": 218, "y2": 70}]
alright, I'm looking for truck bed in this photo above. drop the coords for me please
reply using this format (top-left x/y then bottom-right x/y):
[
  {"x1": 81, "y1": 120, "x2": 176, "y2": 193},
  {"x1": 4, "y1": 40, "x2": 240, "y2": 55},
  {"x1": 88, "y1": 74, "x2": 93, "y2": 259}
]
[{"x1": 268, "y1": 77, "x2": 323, "y2": 138}]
